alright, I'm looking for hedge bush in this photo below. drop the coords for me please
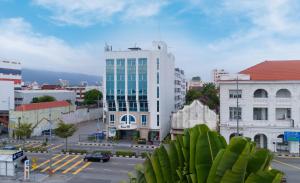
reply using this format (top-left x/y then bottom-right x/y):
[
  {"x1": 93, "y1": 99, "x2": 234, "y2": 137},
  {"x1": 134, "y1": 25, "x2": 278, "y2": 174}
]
[
  {"x1": 62, "y1": 149, "x2": 87, "y2": 154},
  {"x1": 116, "y1": 150, "x2": 136, "y2": 157},
  {"x1": 24, "y1": 146, "x2": 47, "y2": 152},
  {"x1": 92, "y1": 150, "x2": 112, "y2": 156}
]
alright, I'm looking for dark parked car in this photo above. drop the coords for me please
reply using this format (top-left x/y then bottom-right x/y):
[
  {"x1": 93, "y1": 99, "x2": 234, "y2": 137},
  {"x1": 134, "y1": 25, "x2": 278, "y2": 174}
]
[{"x1": 84, "y1": 153, "x2": 110, "y2": 162}]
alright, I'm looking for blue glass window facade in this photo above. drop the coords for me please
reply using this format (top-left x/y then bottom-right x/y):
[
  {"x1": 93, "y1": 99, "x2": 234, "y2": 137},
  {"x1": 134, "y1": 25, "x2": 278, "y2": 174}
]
[
  {"x1": 106, "y1": 59, "x2": 116, "y2": 111},
  {"x1": 127, "y1": 58, "x2": 137, "y2": 111},
  {"x1": 138, "y1": 58, "x2": 148, "y2": 111},
  {"x1": 116, "y1": 59, "x2": 126, "y2": 111}
]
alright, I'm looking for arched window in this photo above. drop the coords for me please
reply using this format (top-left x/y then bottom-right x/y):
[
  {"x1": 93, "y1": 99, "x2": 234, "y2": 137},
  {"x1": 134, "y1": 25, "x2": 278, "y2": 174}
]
[
  {"x1": 129, "y1": 115, "x2": 136, "y2": 124},
  {"x1": 254, "y1": 89, "x2": 268, "y2": 98},
  {"x1": 121, "y1": 115, "x2": 127, "y2": 123},
  {"x1": 120, "y1": 114, "x2": 136, "y2": 124},
  {"x1": 276, "y1": 89, "x2": 291, "y2": 98}
]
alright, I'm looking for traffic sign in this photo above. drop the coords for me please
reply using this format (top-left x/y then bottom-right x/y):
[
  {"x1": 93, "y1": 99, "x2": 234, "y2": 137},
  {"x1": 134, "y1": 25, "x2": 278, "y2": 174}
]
[{"x1": 284, "y1": 131, "x2": 300, "y2": 142}]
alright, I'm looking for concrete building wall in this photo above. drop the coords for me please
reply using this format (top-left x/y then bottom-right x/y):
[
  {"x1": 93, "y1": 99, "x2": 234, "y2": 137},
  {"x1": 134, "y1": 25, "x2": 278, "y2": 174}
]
[
  {"x1": 62, "y1": 107, "x2": 103, "y2": 125},
  {"x1": 9, "y1": 105, "x2": 74, "y2": 136}
]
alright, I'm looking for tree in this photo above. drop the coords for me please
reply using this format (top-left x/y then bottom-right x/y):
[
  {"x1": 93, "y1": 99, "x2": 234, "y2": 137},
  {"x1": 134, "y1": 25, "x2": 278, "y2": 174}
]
[
  {"x1": 186, "y1": 83, "x2": 219, "y2": 113},
  {"x1": 84, "y1": 89, "x2": 103, "y2": 105},
  {"x1": 127, "y1": 124, "x2": 283, "y2": 183},
  {"x1": 31, "y1": 95, "x2": 56, "y2": 103},
  {"x1": 54, "y1": 121, "x2": 76, "y2": 151},
  {"x1": 14, "y1": 123, "x2": 34, "y2": 148}
]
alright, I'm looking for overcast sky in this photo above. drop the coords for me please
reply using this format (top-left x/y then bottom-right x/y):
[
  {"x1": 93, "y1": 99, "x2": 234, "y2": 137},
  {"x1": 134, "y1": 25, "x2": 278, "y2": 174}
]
[{"x1": 1, "y1": 0, "x2": 300, "y2": 81}]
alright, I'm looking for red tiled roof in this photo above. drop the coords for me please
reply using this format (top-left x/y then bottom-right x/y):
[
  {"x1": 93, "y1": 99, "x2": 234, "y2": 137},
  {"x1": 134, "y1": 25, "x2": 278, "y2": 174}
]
[
  {"x1": 16, "y1": 101, "x2": 70, "y2": 111},
  {"x1": 239, "y1": 60, "x2": 300, "y2": 81}
]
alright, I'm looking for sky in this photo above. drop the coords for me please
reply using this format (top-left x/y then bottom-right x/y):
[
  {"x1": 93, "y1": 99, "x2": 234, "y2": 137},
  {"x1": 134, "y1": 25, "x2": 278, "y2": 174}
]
[{"x1": 1, "y1": 0, "x2": 300, "y2": 81}]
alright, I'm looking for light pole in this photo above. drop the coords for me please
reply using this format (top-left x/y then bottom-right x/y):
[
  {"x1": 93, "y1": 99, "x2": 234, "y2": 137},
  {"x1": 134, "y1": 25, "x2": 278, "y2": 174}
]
[{"x1": 236, "y1": 75, "x2": 240, "y2": 136}]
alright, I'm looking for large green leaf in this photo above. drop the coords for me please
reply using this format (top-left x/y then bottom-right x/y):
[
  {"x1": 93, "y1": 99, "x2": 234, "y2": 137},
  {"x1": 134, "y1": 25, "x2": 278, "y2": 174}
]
[
  {"x1": 245, "y1": 169, "x2": 283, "y2": 183},
  {"x1": 247, "y1": 149, "x2": 271, "y2": 176},
  {"x1": 157, "y1": 145, "x2": 173, "y2": 183},
  {"x1": 195, "y1": 131, "x2": 226, "y2": 183},
  {"x1": 189, "y1": 126, "x2": 200, "y2": 174},
  {"x1": 220, "y1": 141, "x2": 250, "y2": 183},
  {"x1": 150, "y1": 150, "x2": 164, "y2": 183},
  {"x1": 144, "y1": 158, "x2": 157, "y2": 183},
  {"x1": 207, "y1": 137, "x2": 248, "y2": 183},
  {"x1": 167, "y1": 141, "x2": 180, "y2": 181}
]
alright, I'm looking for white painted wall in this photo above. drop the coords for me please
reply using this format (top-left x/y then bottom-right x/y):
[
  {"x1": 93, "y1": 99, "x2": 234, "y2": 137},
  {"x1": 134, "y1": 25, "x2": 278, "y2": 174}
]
[
  {"x1": 220, "y1": 79, "x2": 300, "y2": 152},
  {"x1": 0, "y1": 81, "x2": 14, "y2": 110},
  {"x1": 171, "y1": 100, "x2": 218, "y2": 131},
  {"x1": 62, "y1": 108, "x2": 102, "y2": 124}
]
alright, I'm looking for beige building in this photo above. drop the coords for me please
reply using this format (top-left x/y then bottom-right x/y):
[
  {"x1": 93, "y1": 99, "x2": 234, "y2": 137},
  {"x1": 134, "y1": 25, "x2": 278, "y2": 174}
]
[{"x1": 9, "y1": 101, "x2": 75, "y2": 137}]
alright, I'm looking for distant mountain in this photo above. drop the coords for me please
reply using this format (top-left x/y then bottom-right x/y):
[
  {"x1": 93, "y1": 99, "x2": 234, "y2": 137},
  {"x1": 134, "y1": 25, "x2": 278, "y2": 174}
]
[{"x1": 22, "y1": 68, "x2": 102, "y2": 85}]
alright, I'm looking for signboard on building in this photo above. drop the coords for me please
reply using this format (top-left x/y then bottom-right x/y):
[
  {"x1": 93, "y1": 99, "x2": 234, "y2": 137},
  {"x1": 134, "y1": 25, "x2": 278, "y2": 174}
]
[
  {"x1": 284, "y1": 131, "x2": 300, "y2": 142},
  {"x1": 12, "y1": 150, "x2": 23, "y2": 161}
]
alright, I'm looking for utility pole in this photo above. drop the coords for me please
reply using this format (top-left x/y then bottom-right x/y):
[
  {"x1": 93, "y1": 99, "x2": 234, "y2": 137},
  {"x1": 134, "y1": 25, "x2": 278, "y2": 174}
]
[
  {"x1": 236, "y1": 75, "x2": 239, "y2": 136},
  {"x1": 97, "y1": 94, "x2": 100, "y2": 132},
  {"x1": 48, "y1": 108, "x2": 53, "y2": 175}
]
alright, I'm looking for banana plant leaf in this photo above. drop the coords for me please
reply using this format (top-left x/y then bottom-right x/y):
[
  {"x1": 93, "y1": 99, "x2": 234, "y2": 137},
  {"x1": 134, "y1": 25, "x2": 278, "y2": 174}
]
[
  {"x1": 144, "y1": 158, "x2": 157, "y2": 183},
  {"x1": 157, "y1": 145, "x2": 173, "y2": 183},
  {"x1": 150, "y1": 150, "x2": 164, "y2": 183},
  {"x1": 245, "y1": 169, "x2": 283, "y2": 183}
]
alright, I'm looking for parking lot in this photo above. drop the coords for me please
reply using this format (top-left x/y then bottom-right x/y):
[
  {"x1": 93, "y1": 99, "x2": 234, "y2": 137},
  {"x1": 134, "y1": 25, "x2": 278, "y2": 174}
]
[{"x1": 26, "y1": 153, "x2": 143, "y2": 183}]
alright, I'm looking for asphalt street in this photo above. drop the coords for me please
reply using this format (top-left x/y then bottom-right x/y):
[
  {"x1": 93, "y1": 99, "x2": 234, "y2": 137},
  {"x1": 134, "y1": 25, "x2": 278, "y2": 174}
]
[
  {"x1": 25, "y1": 152, "x2": 144, "y2": 183},
  {"x1": 272, "y1": 156, "x2": 300, "y2": 183}
]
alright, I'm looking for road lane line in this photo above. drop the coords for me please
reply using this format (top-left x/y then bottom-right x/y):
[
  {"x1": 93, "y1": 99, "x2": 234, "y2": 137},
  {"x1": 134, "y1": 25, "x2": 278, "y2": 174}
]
[
  {"x1": 273, "y1": 159, "x2": 300, "y2": 170},
  {"x1": 40, "y1": 155, "x2": 70, "y2": 173},
  {"x1": 62, "y1": 160, "x2": 83, "y2": 174},
  {"x1": 50, "y1": 144, "x2": 63, "y2": 150},
  {"x1": 53, "y1": 155, "x2": 80, "y2": 173},
  {"x1": 72, "y1": 162, "x2": 92, "y2": 175},
  {"x1": 32, "y1": 154, "x2": 62, "y2": 171}
]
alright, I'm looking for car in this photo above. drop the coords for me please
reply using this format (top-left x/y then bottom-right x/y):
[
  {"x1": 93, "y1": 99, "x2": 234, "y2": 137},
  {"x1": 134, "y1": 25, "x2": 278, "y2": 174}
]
[
  {"x1": 2, "y1": 145, "x2": 17, "y2": 150},
  {"x1": 84, "y1": 153, "x2": 110, "y2": 162}
]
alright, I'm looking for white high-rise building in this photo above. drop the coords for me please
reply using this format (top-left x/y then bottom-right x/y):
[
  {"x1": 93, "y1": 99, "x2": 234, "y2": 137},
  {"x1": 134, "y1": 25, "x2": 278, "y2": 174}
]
[
  {"x1": 219, "y1": 60, "x2": 300, "y2": 153},
  {"x1": 104, "y1": 41, "x2": 175, "y2": 142},
  {"x1": 0, "y1": 61, "x2": 22, "y2": 89},
  {"x1": 212, "y1": 69, "x2": 228, "y2": 85},
  {"x1": 174, "y1": 68, "x2": 186, "y2": 111}
]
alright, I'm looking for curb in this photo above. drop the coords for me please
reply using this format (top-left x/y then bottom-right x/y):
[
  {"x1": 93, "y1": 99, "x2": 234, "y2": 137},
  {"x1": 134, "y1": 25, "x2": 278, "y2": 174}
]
[
  {"x1": 78, "y1": 142, "x2": 113, "y2": 147},
  {"x1": 276, "y1": 153, "x2": 300, "y2": 157}
]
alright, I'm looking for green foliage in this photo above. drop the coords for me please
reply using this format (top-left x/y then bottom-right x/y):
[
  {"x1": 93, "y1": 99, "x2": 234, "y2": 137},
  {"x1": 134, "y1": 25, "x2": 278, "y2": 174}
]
[
  {"x1": 31, "y1": 95, "x2": 56, "y2": 103},
  {"x1": 84, "y1": 89, "x2": 102, "y2": 105},
  {"x1": 62, "y1": 149, "x2": 87, "y2": 154},
  {"x1": 24, "y1": 146, "x2": 47, "y2": 152},
  {"x1": 92, "y1": 150, "x2": 112, "y2": 156},
  {"x1": 116, "y1": 150, "x2": 136, "y2": 157},
  {"x1": 127, "y1": 124, "x2": 283, "y2": 183},
  {"x1": 15, "y1": 123, "x2": 34, "y2": 140},
  {"x1": 54, "y1": 121, "x2": 77, "y2": 151},
  {"x1": 186, "y1": 83, "x2": 219, "y2": 113}
]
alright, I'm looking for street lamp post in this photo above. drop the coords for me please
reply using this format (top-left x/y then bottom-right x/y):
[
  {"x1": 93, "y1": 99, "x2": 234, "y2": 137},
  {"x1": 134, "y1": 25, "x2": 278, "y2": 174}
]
[{"x1": 236, "y1": 75, "x2": 240, "y2": 136}]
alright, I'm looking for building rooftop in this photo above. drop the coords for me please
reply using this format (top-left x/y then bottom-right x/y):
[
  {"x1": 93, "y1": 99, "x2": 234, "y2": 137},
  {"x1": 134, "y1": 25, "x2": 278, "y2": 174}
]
[
  {"x1": 15, "y1": 101, "x2": 70, "y2": 111},
  {"x1": 239, "y1": 60, "x2": 300, "y2": 81},
  {"x1": 16, "y1": 90, "x2": 73, "y2": 93}
]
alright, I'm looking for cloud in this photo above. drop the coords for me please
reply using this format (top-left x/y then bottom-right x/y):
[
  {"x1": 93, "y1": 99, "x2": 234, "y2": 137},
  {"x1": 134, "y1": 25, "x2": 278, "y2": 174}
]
[
  {"x1": 32, "y1": 0, "x2": 167, "y2": 26},
  {"x1": 0, "y1": 17, "x2": 102, "y2": 75}
]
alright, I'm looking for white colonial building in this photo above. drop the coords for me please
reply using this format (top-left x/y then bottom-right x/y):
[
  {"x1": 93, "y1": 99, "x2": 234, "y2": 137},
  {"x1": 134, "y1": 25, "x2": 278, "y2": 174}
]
[
  {"x1": 170, "y1": 100, "x2": 218, "y2": 140},
  {"x1": 104, "y1": 41, "x2": 175, "y2": 141},
  {"x1": 219, "y1": 60, "x2": 300, "y2": 153}
]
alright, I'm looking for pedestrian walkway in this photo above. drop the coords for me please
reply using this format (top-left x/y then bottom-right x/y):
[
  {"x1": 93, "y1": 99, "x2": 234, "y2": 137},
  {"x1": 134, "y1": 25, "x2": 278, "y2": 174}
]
[{"x1": 32, "y1": 154, "x2": 92, "y2": 176}]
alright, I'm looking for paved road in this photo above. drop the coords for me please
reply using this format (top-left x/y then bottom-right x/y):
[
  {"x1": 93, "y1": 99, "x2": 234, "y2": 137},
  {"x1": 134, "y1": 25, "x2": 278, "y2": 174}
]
[
  {"x1": 25, "y1": 152, "x2": 144, "y2": 183},
  {"x1": 272, "y1": 157, "x2": 300, "y2": 183}
]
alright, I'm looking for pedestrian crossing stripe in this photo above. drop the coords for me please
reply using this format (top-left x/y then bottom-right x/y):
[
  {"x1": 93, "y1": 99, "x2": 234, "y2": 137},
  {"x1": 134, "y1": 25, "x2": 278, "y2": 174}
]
[
  {"x1": 62, "y1": 160, "x2": 83, "y2": 174},
  {"x1": 40, "y1": 155, "x2": 70, "y2": 173},
  {"x1": 50, "y1": 144, "x2": 63, "y2": 150},
  {"x1": 31, "y1": 154, "x2": 62, "y2": 171},
  {"x1": 52, "y1": 155, "x2": 80, "y2": 173},
  {"x1": 72, "y1": 162, "x2": 92, "y2": 175}
]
